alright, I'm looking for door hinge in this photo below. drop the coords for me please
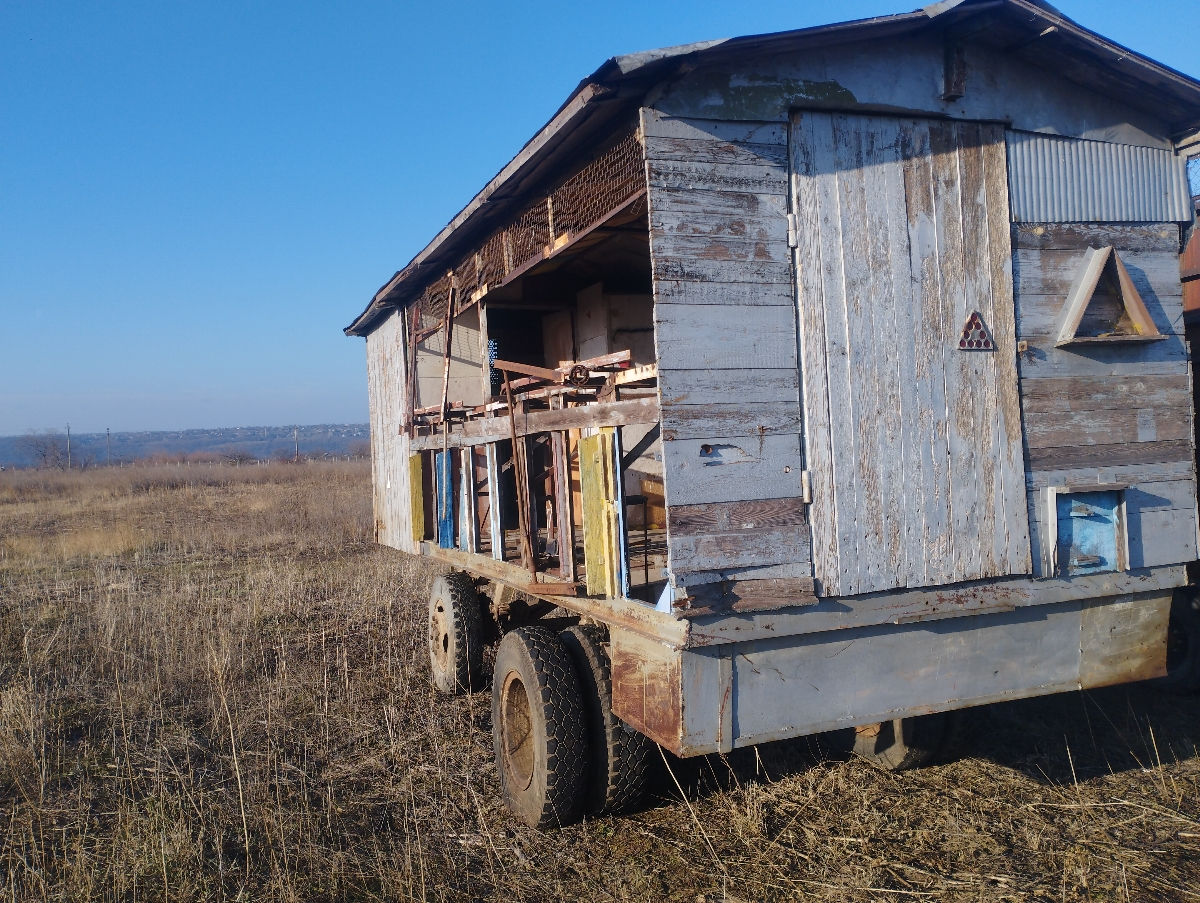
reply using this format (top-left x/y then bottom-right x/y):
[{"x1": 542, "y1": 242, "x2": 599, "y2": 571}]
[
  {"x1": 787, "y1": 212, "x2": 799, "y2": 249},
  {"x1": 801, "y1": 469, "x2": 811, "y2": 504}
]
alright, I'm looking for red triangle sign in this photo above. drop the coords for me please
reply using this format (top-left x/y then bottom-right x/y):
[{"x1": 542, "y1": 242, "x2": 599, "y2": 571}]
[{"x1": 958, "y1": 311, "x2": 993, "y2": 351}]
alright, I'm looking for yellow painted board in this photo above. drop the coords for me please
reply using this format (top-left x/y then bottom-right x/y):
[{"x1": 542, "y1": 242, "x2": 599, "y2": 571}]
[
  {"x1": 409, "y1": 453, "x2": 425, "y2": 542},
  {"x1": 580, "y1": 430, "x2": 619, "y2": 597}
]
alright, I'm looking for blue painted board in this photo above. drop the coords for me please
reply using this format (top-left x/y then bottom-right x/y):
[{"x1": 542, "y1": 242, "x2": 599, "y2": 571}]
[
  {"x1": 1056, "y1": 490, "x2": 1120, "y2": 576},
  {"x1": 436, "y1": 451, "x2": 455, "y2": 549}
]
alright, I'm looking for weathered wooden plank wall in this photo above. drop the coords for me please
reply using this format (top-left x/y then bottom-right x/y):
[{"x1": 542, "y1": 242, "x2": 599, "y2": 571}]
[
  {"x1": 643, "y1": 109, "x2": 810, "y2": 583},
  {"x1": 645, "y1": 34, "x2": 1174, "y2": 151},
  {"x1": 790, "y1": 111, "x2": 1030, "y2": 597},
  {"x1": 365, "y1": 310, "x2": 416, "y2": 553},
  {"x1": 1013, "y1": 223, "x2": 1198, "y2": 575},
  {"x1": 413, "y1": 307, "x2": 485, "y2": 409}
]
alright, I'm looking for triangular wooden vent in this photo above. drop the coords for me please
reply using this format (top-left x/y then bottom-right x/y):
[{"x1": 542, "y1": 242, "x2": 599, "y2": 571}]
[{"x1": 1054, "y1": 246, "x2": 1164, "y2": 347}]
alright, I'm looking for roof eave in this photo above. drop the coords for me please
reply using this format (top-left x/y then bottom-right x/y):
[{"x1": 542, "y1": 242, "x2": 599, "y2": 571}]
[
  {"x1": 347, "y1": 0, "x2": 1200, "y2": 338},
  {"x1": 344, "y1": 10, "x2": 934, "y2": 338}
]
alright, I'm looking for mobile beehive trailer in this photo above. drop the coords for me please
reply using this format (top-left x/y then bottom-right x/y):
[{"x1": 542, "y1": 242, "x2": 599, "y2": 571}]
[{"x1": 347, "y1": 0, "x2": 1200, "y2": 827}]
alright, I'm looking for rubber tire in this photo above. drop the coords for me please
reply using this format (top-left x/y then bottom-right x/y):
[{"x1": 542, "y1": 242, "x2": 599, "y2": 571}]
[
  {"x1": 852, "y1": 713, "x2": 947, "y2": 771},
  {"x1": 560, "y1": 625, "x2": 653, "y2": 816},
  {"x1": 1157, "y1": 587, "x2": 1200, "y2": 694},
  {"x1": 492, "y1": 627, "x2": 587, "y2": 829},
  {"x1": 428, "y1": 572, "x2": 484, "y2": 695}
]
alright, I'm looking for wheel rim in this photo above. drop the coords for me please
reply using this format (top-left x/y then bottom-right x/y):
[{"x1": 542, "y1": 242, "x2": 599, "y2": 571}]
[{"x1": 500, "y1": 671, "x2": 535, "y2": 791}]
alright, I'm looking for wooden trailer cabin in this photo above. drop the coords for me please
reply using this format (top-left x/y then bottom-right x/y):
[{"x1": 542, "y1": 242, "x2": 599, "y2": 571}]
[{"x1": 347, "y1": 0, "x2": 1200, "y2": 826}]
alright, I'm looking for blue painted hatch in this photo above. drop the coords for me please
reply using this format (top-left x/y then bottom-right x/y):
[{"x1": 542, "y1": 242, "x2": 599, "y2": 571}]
[{"x1": 1056, "y1": 490, "x2": 1121, "y2": 576}]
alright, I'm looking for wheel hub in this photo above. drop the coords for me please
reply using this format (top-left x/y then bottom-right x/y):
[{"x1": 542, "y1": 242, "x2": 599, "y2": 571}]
[
  {"x1": 430, "y1": 602, "x2": 450, "y2": 672},
  {"x1": 500, "y1": 672, "x2": 535, "y2": 791}
]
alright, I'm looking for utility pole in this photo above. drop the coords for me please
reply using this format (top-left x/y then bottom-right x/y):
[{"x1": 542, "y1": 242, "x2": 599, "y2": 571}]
[
  {"x1": 66, "y1": 423, "x2": 71, "y2": 470},
  {"x1": 293, "y1": 426, "x2": 299, "y2": 462},
  {"x1": 106, "y1": 428, "x2": 112, "y2": 466}
]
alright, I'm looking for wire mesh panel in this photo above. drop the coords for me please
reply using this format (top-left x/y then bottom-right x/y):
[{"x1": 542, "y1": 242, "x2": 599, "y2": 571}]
[
  {"x1": 550, "y1": 131, "x2": 644, "y2": 236},
  {"x1": 420, "y1": 273, "x2": 454, "y2": 326},
  {"x1": 507, "y1": 201, "x2": 552, "y2": 267},
  {"x1": 476, "y1": 232, "x2": 508, "y2": 290},
  {"x1": 455, "y1": 255, "x2": 481, "y2": 309},
  {"x1": 402, "y1": 125, "x2": 644, "y2": 319}
]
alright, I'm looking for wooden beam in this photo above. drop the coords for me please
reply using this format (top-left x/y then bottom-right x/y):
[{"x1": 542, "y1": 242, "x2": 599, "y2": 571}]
[
  {"x1": 1054, "y1": 245, "x2": 1109, "y2": 345},
  {"x1": 409, "y1": 396, "x2": 660, "y2": 451},
  {"x1": 552, "y1": 430, "x2": 576, "y2": 582},
  {"x1": 491, "y1": 358, "x2": 560, "y2": 382},
  {"x1": 502, "y1": 372, "x2": 536, "y2": 576},
  {"x1": 523, "y1": 582, "x2": 579, "y2": 596},
  {"x1": 420, "y1": 541, "x2": 689, "y2": 648},
  {"x1": 490, "y1": 350, "x2": 634, "y2": 388},
  {"x1": 613, "y1": 363, "x2": 658, "y2": 386},
  {"x1": 486, "y1": 443, "x2": 504, "y2": 561},
  {"x1": 1111, "y1": 251, "x2": 1159, "y2": 336},
  {"x1": 438, "y1": 285, "x2": 457, "y2": 419},
  {"x1": 404, "y1": 305, "x2": 420, "y2": 432}
]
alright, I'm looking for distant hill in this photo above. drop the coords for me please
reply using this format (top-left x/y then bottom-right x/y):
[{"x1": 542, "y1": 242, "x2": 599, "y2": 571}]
[{"x1": 0, "y1": 424, "x2": 370, "y2": 469}]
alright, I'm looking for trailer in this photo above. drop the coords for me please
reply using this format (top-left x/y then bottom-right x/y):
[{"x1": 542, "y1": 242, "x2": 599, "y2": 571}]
[{"x1": 346, "y1": 0, "x2": 1200, "y2": 828}]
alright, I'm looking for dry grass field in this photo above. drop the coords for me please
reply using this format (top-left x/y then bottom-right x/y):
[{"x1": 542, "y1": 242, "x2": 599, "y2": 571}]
[{"x1": 1, "y1": 461, "x2": 1199, "y2": 902}]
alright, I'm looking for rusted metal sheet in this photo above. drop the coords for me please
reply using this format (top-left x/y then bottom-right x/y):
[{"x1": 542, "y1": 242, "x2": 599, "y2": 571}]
[
  {"x1": 609, "y1": 630, "x2": 684, "y2": 752},
  {"x1": 1183, "y1": 223, "x2": 1200, "y2": 316},
  {"x1": 610, "y1": 629, "x2": 734, "y2": 756},
  {"x1": 1007, "y1": 131, "x2": 1192, "y2": 223}
]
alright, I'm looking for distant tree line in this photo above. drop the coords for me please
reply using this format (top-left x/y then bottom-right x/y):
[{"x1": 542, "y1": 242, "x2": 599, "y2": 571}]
[
  {"x1": 5, "y1": 431, "x2": 371, "y2": 470},
  {"x1": 14, "y1": 430, "x2": 72, "y2": 470}
]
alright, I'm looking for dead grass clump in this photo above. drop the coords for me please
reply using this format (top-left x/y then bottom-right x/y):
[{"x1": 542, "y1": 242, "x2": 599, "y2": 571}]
[{"x1": 1, "y1": 460, "x2": 1197, "y2": 902}]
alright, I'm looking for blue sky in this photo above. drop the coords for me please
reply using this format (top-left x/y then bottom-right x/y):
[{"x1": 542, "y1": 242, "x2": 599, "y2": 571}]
[{"x1": 2, "y1": 1, "x2": 1197, "y2": 435}]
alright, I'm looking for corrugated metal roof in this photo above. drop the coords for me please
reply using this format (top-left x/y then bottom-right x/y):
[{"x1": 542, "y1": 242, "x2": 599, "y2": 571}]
[{"x1": 1007, "y1": 131, "x2": 1192, "y2": 223}]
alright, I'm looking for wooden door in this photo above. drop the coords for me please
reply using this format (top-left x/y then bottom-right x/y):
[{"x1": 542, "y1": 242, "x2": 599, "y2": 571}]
[{"x1": 789, "y1": 112, "x2": 1030, "y2": 596}]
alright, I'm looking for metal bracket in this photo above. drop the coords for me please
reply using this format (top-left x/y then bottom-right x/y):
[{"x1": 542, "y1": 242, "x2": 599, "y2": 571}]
[{"x1": 787, "y1": 212, "x2": 799, "y2": 249}]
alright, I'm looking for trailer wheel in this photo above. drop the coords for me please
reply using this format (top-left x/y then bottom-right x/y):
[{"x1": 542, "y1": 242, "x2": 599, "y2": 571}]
[
  {"x1": 492, "y1": 627, "x2": 587, "y2": 828},
  {"x1": 428, "y1": 572, "x2": 485, "y2": 695},
  {"x1": 1157, "y1": 587, "x2": 1200, "y2": 694},
  {"x1": 560, "y1": 624, "x2": 653, "y2": 816},
  {"x1": 852, "y1": 713, "x2": 946, "y2": 771}
]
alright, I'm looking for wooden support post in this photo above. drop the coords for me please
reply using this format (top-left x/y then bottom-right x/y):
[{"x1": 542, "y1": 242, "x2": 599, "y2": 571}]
[
  {"x1": 502, "y1": 371, "x2": 537, "y2": 577},
  {"x1": 405, "y1": 305, "x2": 420, "y2": 434},
  {"x1": 438, "y1": 284, "x2": 457, "y2": 421},
  {"x1": 611, "y1": 428, "x2": 631, "y2": 599},
  {"x1": 486, "y1": 443, "x2": 504, "y2": 560},
  {"x1": 478, "y1": 302, "x2": 493, "y2": 402},
  {"x1": 458, "y1": 445, "x2": 477, "y2": 553},
  {"x1": 551, "y1": 430, "x2": 575, "y2": 581}
]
